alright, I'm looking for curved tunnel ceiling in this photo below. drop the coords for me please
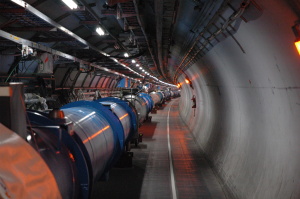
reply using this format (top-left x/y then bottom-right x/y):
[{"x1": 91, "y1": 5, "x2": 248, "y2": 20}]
[{"x1": 1, "y1": 0, "x2": 300, "y2": 198}]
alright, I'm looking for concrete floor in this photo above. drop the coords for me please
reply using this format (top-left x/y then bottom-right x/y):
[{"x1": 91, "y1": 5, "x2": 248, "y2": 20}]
[{"x1": 91, "y1": 98, "x2": 227, "y2": 199}]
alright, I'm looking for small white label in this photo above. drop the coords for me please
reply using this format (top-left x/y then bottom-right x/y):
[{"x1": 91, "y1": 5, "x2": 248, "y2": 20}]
[{"x1": 0, "y1": 87, "x2": 11, "y2": 97}]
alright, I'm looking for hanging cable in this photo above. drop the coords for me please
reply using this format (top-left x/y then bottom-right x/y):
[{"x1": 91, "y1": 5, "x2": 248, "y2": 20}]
[{"x1": 5, "y1": 58, "x2": 23, "y2": 82}]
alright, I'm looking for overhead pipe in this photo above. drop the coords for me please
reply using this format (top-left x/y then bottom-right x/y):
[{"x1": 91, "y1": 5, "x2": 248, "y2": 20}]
[
  {"x1": 7, "y1": 1, "x2": 141, "y2": 81},
  {"x1": 132, "y1": 0, "x2": 161, "y2": 77},
  {"x1": 165, "y1": 0, "x2": 179, "y2": 83},
  {"x1": 180, "y1": 0, "x2": 250, "y2": 72},
  {"x1": 76, "y1": 0, "x2": 131, "y2": 55},
  {"x1": 0, "y1": 83, "x2": 27, "y2": 139},
  {"x1": 0, "y1": 29, "x2": 140, "y2": 84},
  {"x1": 172, "y1": 0, "x2": 231, "y2": 81},
  {"x1": 174, "y1": 0, "x2": 251, "y2": 81},
  {"x1": 154, "y1": 0, "x2": 168, "y2": 81}
]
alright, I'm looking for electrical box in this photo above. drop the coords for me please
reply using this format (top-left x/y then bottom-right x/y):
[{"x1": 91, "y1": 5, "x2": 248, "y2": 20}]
[
  {"x1": 38, "y1": 53, "x2": 53, "y2": 74},
  {"x1": 21, "y1": 45, "x2": 35, "y2": 57}
]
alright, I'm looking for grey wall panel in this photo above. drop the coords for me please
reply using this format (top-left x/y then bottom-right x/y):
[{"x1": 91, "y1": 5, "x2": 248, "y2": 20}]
[
  {"x1": 106, "y1": 78, "x2": 113, "y2": 88},
  {"x1": 0, "y1": 55, "x2": 17, "y2": 73},
  {"x1": 90, "y1": 76, "x2": 100, "y2": 87},
  {"x1": 109, "y1": 80, "x2": 117, "y2": 88},
  {"x1": 101, "y1": 77, "x2": 110, "y2": 88},
  {"x1": 97, "y1": 76, "x2": 106, "y2": 88},
  {"x1": 64, "y1": 70, "x2": 78, "y2": 87},
  {"x1": 54, "y1": 67, "x2": 70, "y2": 87},
  {"x1": 83, "y1": 74, "x2": 94, "y2": 87},
  {"x1": 75, "y1": 73, "x2": 87, "y2": 87},
  {"x1": 179, "y1": 0, "x2": 300, "y2": 198}
]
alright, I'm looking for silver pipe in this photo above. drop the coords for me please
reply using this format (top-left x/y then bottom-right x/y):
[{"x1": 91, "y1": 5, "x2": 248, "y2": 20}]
[
  {"x1": 175, "y1": 0, "x2": 251, "y2": 79},
  {"x1": 133, "y1": 0, "x2": 160, "y2": 77}
]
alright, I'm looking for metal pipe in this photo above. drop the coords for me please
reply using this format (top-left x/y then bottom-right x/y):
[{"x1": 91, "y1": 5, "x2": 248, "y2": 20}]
[
  {"x1": 173, "y1": 0, "x2": 250, "y2": 81},
  {"x1": 154, "y1": 0, "x2": 167, "y2": 80},
  {"x1": 123, "y1": 94, "x2": 147, "y2": 124},
  {"x1": 181, "y1": 1, "x2": 250, "y2": 69},
  {"x1": 0, "y1": 30, "x2": 131, "y2": 79},
  {"x1": 5, "y1": 1, "x2": 142, "y2": 82},
  {"x1": 76, "y1": 0, "x2": 130, "y2": 54},
  {"x1": 61, "y1": 101, "x2": 125, "y2": 181},
  {"x1": 173, "y1": 0, "x2": 231, "y2": 81},
  {"x1": 0, "y1": 82, "x2": 27, "y2": 139},
  {"x1": 132, "y1": 0, "x2": 160, "y2": 76},
  {"x1": 0, "y1": 76, "x2": 55, "y2": 80}
]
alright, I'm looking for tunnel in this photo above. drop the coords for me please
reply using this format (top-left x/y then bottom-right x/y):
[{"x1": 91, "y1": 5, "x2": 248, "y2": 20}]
[
  {"x1": 177, "y1": 1, "x2": 300, "y2": 198},
  {"x1": 0, "y1": 0, "x2": 299, "y2": 198}
]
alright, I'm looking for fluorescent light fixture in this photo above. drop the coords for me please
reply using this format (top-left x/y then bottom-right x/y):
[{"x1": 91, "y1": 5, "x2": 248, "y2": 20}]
[
  {"x1": 124, "y1": 53, "x2": 129, "y2": 57},
  {"x1": 139, "y1": 67, "x2": 142, "y2": 70},
  {"x1": 96, "y1": 27, "x2": 105, "y2": 36},
  {"x1": 142, "y1": 69, "x2": 145, "y2": 72},
  {"x1": 136, "y1": 64, "x2": 140, "y2": 67},
  {"x1": 62, "y1": 0, "x2": 78, "y2": 9},
  {"x1": 11, "y1": 0, "x2": 26, "y2": 6},
  {"x1": 132, "y1": 59, "x2": 136, "y2": 63}
]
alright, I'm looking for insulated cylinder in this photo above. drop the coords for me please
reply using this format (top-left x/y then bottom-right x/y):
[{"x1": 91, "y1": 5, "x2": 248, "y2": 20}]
[
  {"x1": 96, "y1": 97, "x2": 138, "y2": 142},
  {"x1": 98, "y1": 101, "x2": 131, "y2": 142},
  {"x1": 150, "y1": 92, "x2": 163, "y2": 105},
  {"x1": 123, "y1": 94, "x2": 147, "y2": 124},
  {"x1": 61, "y1": 101, "x2": 124, "y2": 181},
  {"x1": 138, "y1": 93, "x2": 154, "y2": 113}
]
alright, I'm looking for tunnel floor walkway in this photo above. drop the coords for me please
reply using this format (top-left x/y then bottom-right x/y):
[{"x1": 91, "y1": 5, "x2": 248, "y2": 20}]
[{"x1": 91, "y1": 98, "x2": 227, "y2": 199}]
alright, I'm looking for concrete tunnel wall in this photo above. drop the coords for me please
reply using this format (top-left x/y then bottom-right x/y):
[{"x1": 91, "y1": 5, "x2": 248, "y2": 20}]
[{"x1": 178, "y1": 0, "x2": 300, "y2": 198}]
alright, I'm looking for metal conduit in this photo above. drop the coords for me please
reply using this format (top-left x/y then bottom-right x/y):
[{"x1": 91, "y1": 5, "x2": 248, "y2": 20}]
[
  {"x1": 6, "y1": 1, "x2": 142, "y2": 82},
  {"x1": 180, "y1": 1, "x2": 220, "y2": 55},
  {"x1": 181, "y1": 0, "x2": 250, "y2": 70},
  {"x1": 173, "y1": 0, "x2": 250, "y2": 82},
  {"x1": 174, "y1": 0, "x2": 231, "y2": 75},
  {"x1": 132, "y1": 0, "x2": 160, "y2": 76}
]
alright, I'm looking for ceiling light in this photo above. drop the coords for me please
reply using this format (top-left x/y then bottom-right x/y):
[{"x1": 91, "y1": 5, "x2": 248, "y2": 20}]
[
  {"x1": 139, "y1": 67, "x2": 142, "y2": 70},
  {"x1": 11, "y1": 0, "x2": 26, "y2": 6},
  {"x1": 136, "y1": 64, "x2": 140, "y2": 67},
  {"x1": 142, "y1": 69, "x2": 145, "y2": 72},
  {"x1": 96, "y1": 27, "x2": 105, "y2": 36},
  {"x1": 124, "y1": 53, "x2": 129, "y2": 57},
  {"x1": 62, "y1": 0, "x2": 78, "y2": 9},
  {"x1": 132, "y1": 60, "x2": 136, "y2": 63},
  {"x1": 26, "y1": 135, "x2": 32, "y2": 142}
]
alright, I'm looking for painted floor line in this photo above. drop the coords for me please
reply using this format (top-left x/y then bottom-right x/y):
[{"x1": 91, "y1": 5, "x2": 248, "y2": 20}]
[{"x1": 167, "y1": 101, "x2": 178, "y2": 199}]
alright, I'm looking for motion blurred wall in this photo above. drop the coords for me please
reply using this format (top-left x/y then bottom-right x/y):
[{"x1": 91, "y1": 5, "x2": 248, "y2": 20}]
[{"x1": 178, "y1": 0, "x2": 300, "y2": 198}]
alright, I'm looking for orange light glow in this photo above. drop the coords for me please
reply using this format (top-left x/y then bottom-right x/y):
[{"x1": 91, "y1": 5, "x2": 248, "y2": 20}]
[
  {"x1": 119, "y1": 113, "x2": 129, "y2": 120},
  {"x1": 83, "y1": 125, "x2": 110, "y2": 143},
  {"x1": 69, "y1": 152, "x2": 75, "y2": 162},
  {"x1": 295, "y1": 41, "x2": 300, "y2": 55},
  {"x1": 185, "y1": 79, "x2": 190, "y2": 84},
  {"x1": 177, "y1": 83, "x2": 180, "y2": 88}
]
